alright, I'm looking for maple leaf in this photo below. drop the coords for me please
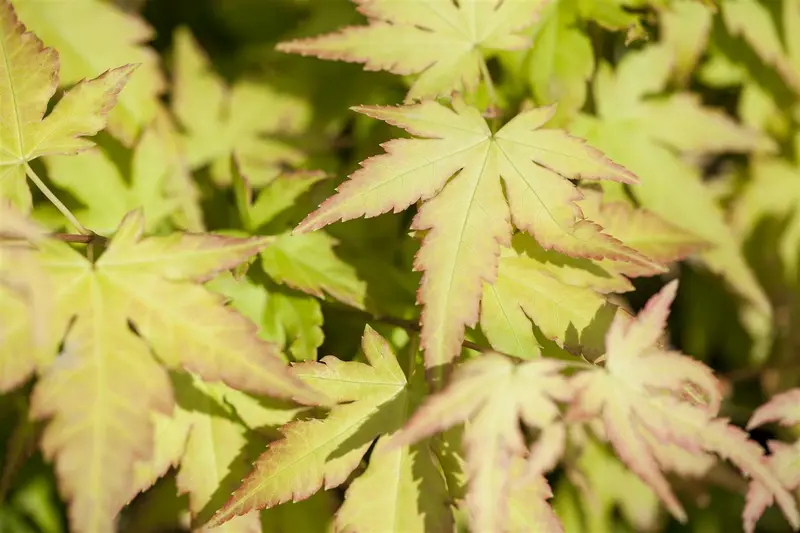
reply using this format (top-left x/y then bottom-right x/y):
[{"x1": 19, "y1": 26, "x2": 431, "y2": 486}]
[
  {"x1": 743, "y1": 388, "x2": 800, "y2": 533},
  {"x1": 565, "y1": 430, "x2": 663, "y2": 532},
  {"x1": 573, "y1": 43, "x2": 774, "y2": 321},
  {"x1": 172, "y1": 28, "x2": 310, "y2": 186},
  {"x1": 43, "y1": 124, "x2": 181, "y2": 235},
  {"x1": 577, "y1": 188, "x2": 711, "y2": 277},
  {"x1": 0, "y1": 0, "x2": 133, "y2": 212},
  {"x1": 0, "y1": 203, "x2": 52, "y2": 390},
  {"x1": 525, "y1": 0, "x2": 594, "y2": 121},
  {"x1": 0, "y1": 211, "x2": 325, "y2": 533},
  {"x1": 11, "y1": 0, "x2": 165, "y2": 144},
  {"x1": 277, "y1": 0, "x2": 550, "y2": 102},
  {"x1": 568, "y1": 280, "x2": 800, "y2": 529},
  {"x1": 658, "y1": 0, "x2": 713, "y2": 84},
  {"x1": 732, "y1": 157, "x2": 800, "y2": 284},
  {"x1": 719, "y1": 0, "x2": 800, "y2": 94},
  {"x1": 506, "y1": 455, "x2": 563, "y2": 533},
  {"x1": 212, "y1": 326, "x2": 453, "y2": 532},
  {"x1": 480, "y1": 235, "x2": 625, "y2": 360},
  {"x1": 208, "y1": 270, "x2": 324, "y2": 363},
  {"x1": 295, "y1": 97, "x2": 649, "y2": 370},
  {"x1": 386, "y1": 353, "x2": 571, "y2": 533}
]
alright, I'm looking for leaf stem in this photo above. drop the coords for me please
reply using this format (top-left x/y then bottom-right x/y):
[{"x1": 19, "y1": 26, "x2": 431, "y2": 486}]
[
  {"x1": 478, "y1": 56, "x2": 498, "y2": 111},
  {"x1": 24, "y1": 162, "x2": 88, "y2": 235}
]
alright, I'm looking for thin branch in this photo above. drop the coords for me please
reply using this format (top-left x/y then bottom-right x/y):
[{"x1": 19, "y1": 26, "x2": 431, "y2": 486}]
[{"x1": 24, "y1": 162, "x2": 88, "y2": 235}]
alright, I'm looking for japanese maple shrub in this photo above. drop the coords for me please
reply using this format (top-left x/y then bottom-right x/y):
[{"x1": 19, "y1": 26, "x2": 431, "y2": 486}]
[{"x1": 1, "y1": 0, "x2": 799, "y2": 532}]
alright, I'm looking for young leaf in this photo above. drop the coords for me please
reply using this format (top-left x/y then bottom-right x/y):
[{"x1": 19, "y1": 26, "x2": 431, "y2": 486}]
[
  {"x1": 11, "y1": 0, "x2": 164, "y2": 144},
  {"x1": 296, "y1": 98, "x2": 649, "y2": 369},
  {"x1": 277, "y1": 0, "x2": 550, "y2": 102},
  {"x1": 568, "y1": 281, "x2": 800, "y2": 529},
  {"x1": 2, "y1": 211, "x2": 325, "y2": 533},
  {"x1": 744, "y1": 388, "x2": 800, "y2": 533},
  {"x1": 386, "y1": 354, "x2": 571, "y2": 533},
  {"x1": 0, "y1": 0, "x2": 133, "y2": 211},
  {"x1": 212, "y1": 326, "x2": 453, "y2": 532}
]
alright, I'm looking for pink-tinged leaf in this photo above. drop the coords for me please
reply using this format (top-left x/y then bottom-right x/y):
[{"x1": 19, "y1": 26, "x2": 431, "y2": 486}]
[
  {"x1": 276, "y1": 0, "x2": 550, "y2": 101},
  {"x1": 748, "y1": 389, "x2": 800, "y2": 430},
  {"x1": 570, "y1": 283, "x2": 800, "y2": 529},
  {"x1": 296, "y1": 99, "x2": 646, "y2": 368},
  {"x1": 210, "y1": 327, "x2": 414, "y2": 527},
  {"x1": 99, "y1": 210, "x2": 271, "y2": 282},
  {"x1": 743, "y1": 389, "x2": 800, "y2": 532},
  {"x1": 411, "y1": 149, "x2": 511, "y2": 372},
  {"x1": 507, "y1": 457, "x2": 564, "y2": 533},
  {"x1": 387, "y1": 354, "x2": 570, "y2": 532},
  {"x1": 577, "y1": 189, "x2": 710, "y2": 277}
]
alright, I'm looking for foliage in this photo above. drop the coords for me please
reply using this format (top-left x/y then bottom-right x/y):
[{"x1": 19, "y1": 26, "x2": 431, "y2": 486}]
[{"x1": 1, "y1": 0, "x2": 800, "y2": 532}]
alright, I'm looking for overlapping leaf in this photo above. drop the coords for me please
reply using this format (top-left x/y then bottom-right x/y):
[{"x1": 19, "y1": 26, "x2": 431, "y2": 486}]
[
  {"x1": 480, "y1": 235, "x2": 624, "y2": 360},
  {"x1": 573, "y1": 44, "x2": 774, "y2": 321},
  {"x1": 569, "y1": 280, "x2": 800, "y2": 529},
  {"x1": 744, "y1": 388, "x2": 800, "y2": 533},
  {"x1": 43, "y1": 125, "x2": 179, "y2": 235},
  {"x1": 296, "y1": 97, "x2": 652, "y2": 369},
  {"x1": 11, "y1": 0, "x2": 164, "y2": 144},
  {"x1": 213, "y1": 326, "x2": 453, "y2": 533},
  {"x1": 277, "y1": 0, "x2": 551, "y2": 102},
  {"x1": 0, "y1": 211, "x2": 325, "y2": 533},
  {"x1": 0, "y1": 0, "x2": 133, "y2": 212},
  {"x1": 387, "y1": 354, "x2": 571, "y2": 533}
]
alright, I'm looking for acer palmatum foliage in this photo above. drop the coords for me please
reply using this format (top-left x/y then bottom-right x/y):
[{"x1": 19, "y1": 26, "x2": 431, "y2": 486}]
[
  {"x1": 569, "y1": 281, "x2": 799, "y2": 530},
  {"x1": 744, "y1": 388, "x2": 800, "y2": 533}
]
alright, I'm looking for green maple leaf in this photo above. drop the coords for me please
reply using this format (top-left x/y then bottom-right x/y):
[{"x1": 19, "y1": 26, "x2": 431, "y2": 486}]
[
  {"x1": 43, "y1": 125, "x2": 180, "y2": 235},
  {"x1": 745, "y1": 388, "x2": 800, "y2": 533},
  {"x1": 208, "y1": 269, "x2": 324, "y2": 363},
  {"x1": 526, "y1": 0, "x2": 595, "y2": 121},
  {"x1": 231, "y1": 156, "x2": 410, "y2": 316},
  {"x1": 480, "y1": 235, "x2": 624, "y2": 360},
  {"x1": 658, "y1": 0, "x2": 714, "y2": 84},
  {"x1": 211, "y1": 326, "x2": 453, "y2": 533},
  {"x1": 0, "y1": 211, "x2": 326, "y2": 533},
  {"x1": 719, "y1": 0, "x2": 800, "y2": 94},
  {"x1": 732, "y1": 155, "x2": 800, "y2": 284},
  {"x1": 172, "y1": 28, "x2": 310, "y2": 186},
  {"x1": 386, "y1": 354, "x2": 571, "y2": 533},
  {"x1": 569, "y1": 281, "x2": 800, "y2": 529},
  {"x1": 10, "y1": 0, "x2": 164, "y2": 145},
  {"x1": 573, "y1": 43, "x2": 774, "y2": 321},
  {"x1": 277, "y1": 0, "x2": 550, "y2": 102},
  {"x1": 0, "y1": 0, "x2": 133, "y2": 212},
  {"x1": 296, "y1": 97, "x2": 654, "y2": 370}
]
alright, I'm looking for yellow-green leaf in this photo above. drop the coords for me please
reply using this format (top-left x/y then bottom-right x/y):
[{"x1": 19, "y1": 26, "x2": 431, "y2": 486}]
[{"x1": 11, "y1": 0, "x2": 165, "y2": 144}]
